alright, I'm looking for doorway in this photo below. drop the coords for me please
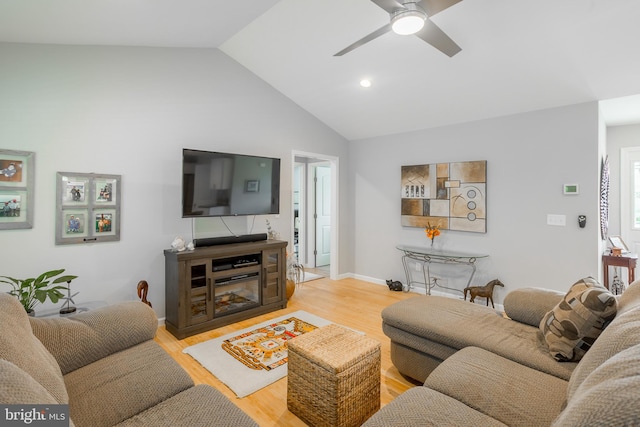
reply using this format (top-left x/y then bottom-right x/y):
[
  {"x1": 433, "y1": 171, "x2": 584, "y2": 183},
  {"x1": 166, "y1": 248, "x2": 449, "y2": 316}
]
[{"x1": 292, "y1": 152, "x2": 338, "y2": 280}]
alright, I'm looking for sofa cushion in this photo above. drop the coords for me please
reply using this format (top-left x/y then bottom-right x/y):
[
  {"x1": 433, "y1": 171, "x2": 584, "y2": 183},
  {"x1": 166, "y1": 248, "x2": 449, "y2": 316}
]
[
  {"x1": 30, "y1": 301, "x2": 158, "y2": 375},
  {"x1": 552, "y1": 343, "x2": 640, "y2": 426},
  {"x1": 539, "y1": 277, "x2": 617, "y2": 362},
  {"x1": 362, "y1": 386, "x2": 508, "y2": 427},
  {"x1": 0, "y1": 359, "x2": 58, "y2": 404},
  {"x1": 114, "y1": 385, "x2": 258, "y2": 427},
  {"x1": 0, "y1": 293, "x2": 69, "y2": 404},
  {"x1": 503, "y1": 287, "x2": 564, "y2": 327},
  {"x1": 566, "y1": 305, "x2": 640, "y2": 401},
  {"x1": 0, "y1": 360, "x2": 77, "y2": 427},
  {"x1": 616, "y1": 278, "x2": 640, "y2": 316},
  {"x1": 64, "y1": 340, "x2": 194, "y2": 427},
  {"x1": 424, "y1": 347, "x2": 567, "y2": 427}
]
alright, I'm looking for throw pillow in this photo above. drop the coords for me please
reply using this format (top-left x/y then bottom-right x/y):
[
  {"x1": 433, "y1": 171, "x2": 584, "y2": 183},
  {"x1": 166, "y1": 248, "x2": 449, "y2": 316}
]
[{"x1": 539, "y1": 277, "x2": 617, "y2": 362}]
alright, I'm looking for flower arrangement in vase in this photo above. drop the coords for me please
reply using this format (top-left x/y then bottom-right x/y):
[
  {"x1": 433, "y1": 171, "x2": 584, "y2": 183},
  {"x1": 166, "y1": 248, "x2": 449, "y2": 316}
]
[
  {"x1": 286, "y1": 252, "x2": 305, "y2": 299},
  {"x1": 425, "y1": 223, "x2": 441, "y2": 247}
]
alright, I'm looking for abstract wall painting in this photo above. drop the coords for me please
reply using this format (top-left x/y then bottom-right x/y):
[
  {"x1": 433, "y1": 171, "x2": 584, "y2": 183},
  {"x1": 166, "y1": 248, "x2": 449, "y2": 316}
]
[{"x1": 401, "y1": 160, "x2": 487, "y2": 233}]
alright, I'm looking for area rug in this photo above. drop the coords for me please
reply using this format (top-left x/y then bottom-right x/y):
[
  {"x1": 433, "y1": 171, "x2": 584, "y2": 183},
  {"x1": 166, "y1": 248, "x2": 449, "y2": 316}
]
[{"x1": 183, "y1": 310, "x2": 333, "y2": 398}]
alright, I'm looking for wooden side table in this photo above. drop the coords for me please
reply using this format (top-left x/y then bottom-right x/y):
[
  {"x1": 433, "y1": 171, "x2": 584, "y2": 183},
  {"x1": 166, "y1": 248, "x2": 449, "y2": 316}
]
[{"x1": 602, "y1": 253, "x2": 638, "y2": 290}]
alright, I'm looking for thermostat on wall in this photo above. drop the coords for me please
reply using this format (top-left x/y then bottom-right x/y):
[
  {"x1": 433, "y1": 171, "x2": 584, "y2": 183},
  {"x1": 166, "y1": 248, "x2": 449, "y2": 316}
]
[{"x1": 563, "y1": 184, "x2": 579, "y2": 195}]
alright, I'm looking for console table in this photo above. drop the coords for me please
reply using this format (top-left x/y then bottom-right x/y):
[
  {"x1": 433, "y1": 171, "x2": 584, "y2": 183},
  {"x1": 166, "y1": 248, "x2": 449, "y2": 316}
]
[
  {"x1": 602, "y1": 253, "x2": 637, "y2": 290},
  {"x1": 396, "y1": 245, "x2": 488, "y2": 295}
]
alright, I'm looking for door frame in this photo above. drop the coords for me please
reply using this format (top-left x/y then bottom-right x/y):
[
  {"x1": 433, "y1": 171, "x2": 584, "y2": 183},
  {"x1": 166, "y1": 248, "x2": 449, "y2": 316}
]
[
  {"x1": 621, "y1": 146, "x2": 640, "y2": 254},
  {"x1": 291, "y1": 150, "x2": 339, "y2": 280}
]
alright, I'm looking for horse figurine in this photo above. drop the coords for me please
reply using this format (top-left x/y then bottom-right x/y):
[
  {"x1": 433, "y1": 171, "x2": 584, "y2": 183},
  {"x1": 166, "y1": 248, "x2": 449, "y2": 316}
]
[
  {"x1": 463, "y1": 279, "x2": 504, "y2": 308},
  {"x1": 137, "y1": 280, "x2": 152, "y2": 308}
]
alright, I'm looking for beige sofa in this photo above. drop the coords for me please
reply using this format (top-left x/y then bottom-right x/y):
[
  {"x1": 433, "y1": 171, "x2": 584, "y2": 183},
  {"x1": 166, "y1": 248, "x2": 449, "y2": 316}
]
[
  {"x1": 364, "y1": 279, "x2": 640, "y2": 426},
  {"x1": 0, "y1": 293, "x2": 257, "y2": 427}
]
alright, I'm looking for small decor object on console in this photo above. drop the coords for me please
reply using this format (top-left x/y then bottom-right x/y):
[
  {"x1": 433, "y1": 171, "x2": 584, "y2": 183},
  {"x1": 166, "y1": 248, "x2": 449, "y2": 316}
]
[
  {"x1": 610, "y1": 273, "x2": 625, "y2": 295},
  {"x1": 386, "y1": 279, "x2": 403, "y2": 291},
  {"x1": 266, "y1": 219, "x2": 279, "y2": 240},
  {"x1": 137, "y1": 280, "x2": 152, "y2": 307},
  {"x1": 425, "y1": 222, "x2": 440, "y2": 246},
  {"x1": 0, "y1": 268, "x2": 77, "y2": 316},
  {"x1": 463, "y1": 279, "x2": 504, "y2": 308},
  {"x1": 171, "y1": 236, "x2": 187, "y2": 252},
  {"x1": 59, "y1": 279, "x2": 79, "y2": 314},
  {"x1": 286, "y1": 252, "x2": 304, "y2": 299}
]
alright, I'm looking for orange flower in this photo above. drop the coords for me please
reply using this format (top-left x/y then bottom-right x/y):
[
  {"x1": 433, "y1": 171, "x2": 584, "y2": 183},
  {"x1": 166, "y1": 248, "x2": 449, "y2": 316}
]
[{"x1": 425, "y1": 223, "x2": 440, "y2": 242}]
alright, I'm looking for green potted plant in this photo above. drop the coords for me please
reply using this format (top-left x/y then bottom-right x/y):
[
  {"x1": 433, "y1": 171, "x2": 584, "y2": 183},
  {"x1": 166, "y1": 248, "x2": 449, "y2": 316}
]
[{"x1": 0, "y1": 268, "x2": 77, "y2": 315}]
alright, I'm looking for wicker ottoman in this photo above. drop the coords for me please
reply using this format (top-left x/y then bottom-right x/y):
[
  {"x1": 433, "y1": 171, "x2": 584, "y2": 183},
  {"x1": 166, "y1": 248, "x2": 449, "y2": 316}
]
[{"x1": 287, "y1": 323, "x2": 381, "y2": 427}]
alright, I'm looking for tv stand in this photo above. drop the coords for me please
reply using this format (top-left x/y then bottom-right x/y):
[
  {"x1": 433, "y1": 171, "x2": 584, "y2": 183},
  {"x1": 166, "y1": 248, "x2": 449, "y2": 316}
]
[{"x1": 164, "y1": 239, "x2": 287, "y2": 339}]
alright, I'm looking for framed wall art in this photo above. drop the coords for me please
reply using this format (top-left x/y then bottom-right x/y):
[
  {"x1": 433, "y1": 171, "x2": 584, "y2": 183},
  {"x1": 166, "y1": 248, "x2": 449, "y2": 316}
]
[
  {"x1": 608, "y1": 235, "x2": 629, "y2": 253},
  {"x1": 56, "y1": 172, "x2": 121, "y2": 245},
  {"x1": 0, "y1": 149, "x2": 35, "y2": 230},
  {"x1": 401, "y1": 160, "x2": 487, "y2": 233},
  {"x1": 245, "y1": 179, "x2": 260, "y2": 193}
]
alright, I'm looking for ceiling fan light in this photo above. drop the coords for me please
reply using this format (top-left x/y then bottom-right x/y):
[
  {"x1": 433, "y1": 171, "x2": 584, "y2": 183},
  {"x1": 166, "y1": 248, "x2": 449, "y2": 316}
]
[{"x1": 391, "y1": 10, "x2": 426, "y2": 35}]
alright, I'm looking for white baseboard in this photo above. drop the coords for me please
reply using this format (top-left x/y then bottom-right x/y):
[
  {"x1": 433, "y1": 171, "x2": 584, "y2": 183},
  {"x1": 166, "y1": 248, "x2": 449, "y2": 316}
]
[{"x1": 346, "y1": 272, "x2": 504, "y2": 312}]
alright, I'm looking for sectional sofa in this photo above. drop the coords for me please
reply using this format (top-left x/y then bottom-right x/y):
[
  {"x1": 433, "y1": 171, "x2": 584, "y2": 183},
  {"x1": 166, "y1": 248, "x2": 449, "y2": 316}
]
[
  {"x1": 364, "y1": 277, "x2": 640, "y2": 426},
  {"x1": 0, "y1": 293, "x2": 257, "y2": 427}
]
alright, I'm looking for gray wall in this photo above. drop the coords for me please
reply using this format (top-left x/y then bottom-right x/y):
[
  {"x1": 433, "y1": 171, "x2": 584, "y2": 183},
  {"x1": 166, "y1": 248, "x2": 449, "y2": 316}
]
[
  {"x1": 348, "y1": 102, "x2": 603, "y2": 302},
  {"x1": 0, "y1": 43, "x2": 349, "y2": 317},
  {"x1": 0, "y1": 41, "x2": 610, "y2": 315}
]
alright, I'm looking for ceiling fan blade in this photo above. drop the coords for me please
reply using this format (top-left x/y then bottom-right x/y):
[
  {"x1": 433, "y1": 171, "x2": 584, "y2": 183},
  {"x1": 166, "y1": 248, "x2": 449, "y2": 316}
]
[
  {"x1": 334, "y1": 24, "x2": 392, "y2": 56},
  {"x1": 419, "y1": 0, "x2": 462, "y2": 17},
  {"x1": 414, "y1": 19, "x2": 461, "y2": 57},
  {"x1": 371, "y1": 0, "x2": 406, "y2": 14}
]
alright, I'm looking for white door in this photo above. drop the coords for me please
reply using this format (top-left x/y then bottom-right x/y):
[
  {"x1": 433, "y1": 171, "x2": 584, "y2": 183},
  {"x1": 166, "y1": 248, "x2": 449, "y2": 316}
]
[
  {"x1": 315, "y1": 165, "x2": 331, "y2": 267},
  {"x1": 621, "y1": 147, "x2": 640, "y2": 254}
]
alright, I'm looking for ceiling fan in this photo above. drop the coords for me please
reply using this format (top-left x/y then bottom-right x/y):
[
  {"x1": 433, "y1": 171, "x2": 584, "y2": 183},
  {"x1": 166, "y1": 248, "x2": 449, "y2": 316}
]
[{"x1": 334, "y1": 0, "x2": 462, "y2": 57}]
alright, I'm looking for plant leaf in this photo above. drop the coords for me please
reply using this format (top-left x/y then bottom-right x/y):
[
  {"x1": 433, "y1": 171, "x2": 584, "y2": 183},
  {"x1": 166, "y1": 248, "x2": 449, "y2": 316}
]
[{"x1": 52, "y1": 275, "x2": 77, "y2": 284}]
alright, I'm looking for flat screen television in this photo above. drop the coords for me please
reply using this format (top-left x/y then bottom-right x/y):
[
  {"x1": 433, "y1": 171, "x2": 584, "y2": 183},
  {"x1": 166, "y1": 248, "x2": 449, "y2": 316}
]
[{"x1": 182, "y1": 149, "x2": 281, "y2": 218}]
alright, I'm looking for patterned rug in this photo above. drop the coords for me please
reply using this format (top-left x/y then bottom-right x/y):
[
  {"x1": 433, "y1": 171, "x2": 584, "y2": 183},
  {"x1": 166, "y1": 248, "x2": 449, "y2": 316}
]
[
  {"x1": 183, "y1": 310, "x2": 332, "y2": 397},
  {"x1": 221, "y1": 316, "x2": 317, "y2": 371}
]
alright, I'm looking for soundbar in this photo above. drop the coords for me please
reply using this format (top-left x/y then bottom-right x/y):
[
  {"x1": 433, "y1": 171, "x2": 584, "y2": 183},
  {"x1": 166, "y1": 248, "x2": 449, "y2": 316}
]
[{"x1": 193, "y1": 233, "x2": 268, "y2": 248}]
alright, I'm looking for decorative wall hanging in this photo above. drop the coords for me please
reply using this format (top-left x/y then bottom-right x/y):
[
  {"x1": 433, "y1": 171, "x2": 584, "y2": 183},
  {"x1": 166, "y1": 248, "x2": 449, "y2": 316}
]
[
  {"x1": 600, "y1": 156, "x2": 610, "y2": 240},
  {"x1": 0, "y1": 149, "x2": 35, "y2": 230},
  {"x1": 401, "y1": 160, "x2": 487, "y2": 233},
  {"x1": 55, "y1": 172, "x2": 121, "y2": 245}
]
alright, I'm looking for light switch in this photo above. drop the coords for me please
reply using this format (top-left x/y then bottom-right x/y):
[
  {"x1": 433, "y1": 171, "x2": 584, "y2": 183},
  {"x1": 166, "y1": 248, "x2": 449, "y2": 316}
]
[{"x1": 547, "y1": 214, "x2": 566, "y2": 226}]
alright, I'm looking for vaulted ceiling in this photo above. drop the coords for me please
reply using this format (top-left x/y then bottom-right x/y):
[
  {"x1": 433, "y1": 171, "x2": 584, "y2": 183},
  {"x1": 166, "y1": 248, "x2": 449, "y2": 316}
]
[{"x1": 1, "y1": 0, "x2": 639, "y2": 140}]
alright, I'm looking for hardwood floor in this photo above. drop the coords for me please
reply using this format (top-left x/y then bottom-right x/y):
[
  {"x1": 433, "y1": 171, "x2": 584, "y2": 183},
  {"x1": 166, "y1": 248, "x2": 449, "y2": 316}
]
[{"x1": 154, "y1": 277, "x2": 420, "y2": 426}]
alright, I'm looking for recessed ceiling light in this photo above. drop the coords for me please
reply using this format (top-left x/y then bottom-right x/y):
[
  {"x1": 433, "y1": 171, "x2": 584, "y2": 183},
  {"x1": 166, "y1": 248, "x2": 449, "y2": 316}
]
[{"x1": 360, "y1": 79, "x2": 372, "y2": 88}]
